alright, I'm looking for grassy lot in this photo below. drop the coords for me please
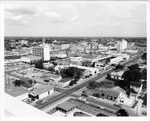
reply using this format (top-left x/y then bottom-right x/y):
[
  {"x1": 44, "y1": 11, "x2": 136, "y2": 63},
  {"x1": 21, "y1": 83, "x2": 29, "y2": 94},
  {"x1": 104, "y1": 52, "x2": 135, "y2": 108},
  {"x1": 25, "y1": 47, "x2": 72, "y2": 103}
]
[
  {"x1": 97, "y1": 79, "x2": 115, "y2": 89},
  {"x1": 5, "y1": 84, "x2": 29, "y2": 97}
]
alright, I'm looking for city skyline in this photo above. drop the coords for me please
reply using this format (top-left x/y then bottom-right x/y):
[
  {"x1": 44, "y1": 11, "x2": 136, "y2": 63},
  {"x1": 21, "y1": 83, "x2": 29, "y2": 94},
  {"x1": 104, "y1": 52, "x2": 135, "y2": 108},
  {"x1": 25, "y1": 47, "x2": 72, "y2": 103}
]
[{"x1": 4, "y1": 1, "x2": 147, "y2": 37}]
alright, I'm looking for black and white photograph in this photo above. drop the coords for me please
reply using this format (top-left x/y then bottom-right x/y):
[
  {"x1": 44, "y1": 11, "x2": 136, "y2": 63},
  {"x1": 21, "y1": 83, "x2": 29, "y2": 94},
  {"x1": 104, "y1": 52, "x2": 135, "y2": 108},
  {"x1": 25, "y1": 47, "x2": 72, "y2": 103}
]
[{"x1": 0, "y1": 0, "x2": 149, "y2": 120}]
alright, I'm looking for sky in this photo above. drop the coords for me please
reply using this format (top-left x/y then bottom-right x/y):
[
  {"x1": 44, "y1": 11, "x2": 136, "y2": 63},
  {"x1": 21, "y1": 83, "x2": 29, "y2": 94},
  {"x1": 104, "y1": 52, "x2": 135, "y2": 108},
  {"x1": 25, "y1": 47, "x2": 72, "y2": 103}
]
[{"x1": 4, "y1": 1, "x2": 147, "y2": 37}]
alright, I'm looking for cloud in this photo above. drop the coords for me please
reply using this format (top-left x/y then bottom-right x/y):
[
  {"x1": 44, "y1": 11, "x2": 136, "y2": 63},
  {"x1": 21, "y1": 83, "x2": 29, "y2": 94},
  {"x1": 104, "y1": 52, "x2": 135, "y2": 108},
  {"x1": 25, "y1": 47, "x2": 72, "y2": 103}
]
[
  {"x1": 5, "y1": 7, "x2": 38, "y2": 24},
  {"x1": 70, "y1": 15, "x2": 78, "y2": 22},
  {"x1": 45, "y1": 11, "x2": 61, "y2": 18}
]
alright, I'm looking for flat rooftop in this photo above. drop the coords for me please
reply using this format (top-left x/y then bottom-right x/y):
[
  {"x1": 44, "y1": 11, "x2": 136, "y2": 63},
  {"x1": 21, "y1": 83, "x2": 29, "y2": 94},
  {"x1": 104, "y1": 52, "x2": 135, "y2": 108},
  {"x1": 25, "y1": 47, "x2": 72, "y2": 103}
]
[
  {"x1": 43, "y1": 72, "x2": 61, "y2": 79},
  {"x1": 57, "y1": 101, "x2": 76, "y2": 111},
  {"x1": 110, "y1": 71, "x2": 124, "y2": 77},
  {"x1": 5, "y1": 85, "x2": 30, "y2": 97},
  {"x1": 5, "y1": 55, "x2": 21, "y2": 60},
  {"x1": 21, "y1": 55, "x2": 42, "y2": 60},
  {"x1": 33, "y1": 85, "x2": 53, "y2": 95},
  {"x1": 59, "y1": 78, "x2": 73, "y2": 83}
]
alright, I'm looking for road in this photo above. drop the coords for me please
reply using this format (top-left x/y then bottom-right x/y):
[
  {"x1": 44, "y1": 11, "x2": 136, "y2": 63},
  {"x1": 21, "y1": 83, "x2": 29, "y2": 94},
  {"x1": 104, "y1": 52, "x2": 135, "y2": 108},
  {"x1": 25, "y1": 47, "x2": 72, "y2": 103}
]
[{"x1": 34, "y1": 55, "x2": 141, "y2": 110}]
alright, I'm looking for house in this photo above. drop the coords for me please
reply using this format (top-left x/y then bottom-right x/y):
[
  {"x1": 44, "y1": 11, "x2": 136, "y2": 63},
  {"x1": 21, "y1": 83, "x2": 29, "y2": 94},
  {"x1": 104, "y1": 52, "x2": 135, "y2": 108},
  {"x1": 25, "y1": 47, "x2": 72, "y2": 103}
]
[
  {"x1": 130, "y1": 82, "x2": 142, "y2": 93},
  {"x1": 28, "y1": 85, "x2": 54, "y2": 100},
  {"x1": 129, "y1": 81, "x2": 143, "y2": 100},
  {"x1": 58, "y1": 78, "x2": 74, "y2": 87},
  {"x1": 105, "y1": 86, "x2": 126, "y2": 102},
  {"x1": 69, "y1": 64, "x2": 99, "y2": 76},
  {"x1": 85, "y1": 86, "x2": 126, "y2": 102},
  {"x1": 108, "y1": 70, "x2": 124, "y2": 81},
  {"x1": 56, "y1": 101, "x2": 76, "y2": 114}
]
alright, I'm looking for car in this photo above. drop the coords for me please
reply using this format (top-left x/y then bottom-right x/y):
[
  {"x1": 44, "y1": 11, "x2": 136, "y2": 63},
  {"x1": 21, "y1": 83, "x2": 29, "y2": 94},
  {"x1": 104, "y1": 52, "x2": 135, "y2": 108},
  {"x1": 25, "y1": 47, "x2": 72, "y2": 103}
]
[
  {"x1": 40, "y1": 100, "x2": 48, "y2": 104},
  {"x1": 36, "y1": 99, "x2": 43, "y2": 104},
  {"x1": 137, "y1": 96, "x2": 142, "y2": 99}
]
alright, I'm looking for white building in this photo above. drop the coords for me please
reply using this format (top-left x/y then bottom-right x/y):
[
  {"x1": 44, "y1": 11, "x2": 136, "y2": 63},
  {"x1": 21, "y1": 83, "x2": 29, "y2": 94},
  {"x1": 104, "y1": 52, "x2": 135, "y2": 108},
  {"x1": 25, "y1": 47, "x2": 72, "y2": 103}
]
[
  {"x1": 20, "y1": 39, "x2": 28, "y2": 45},
  {"x1": 43, "y1": 62, "x2": 53, "y2": 68},
  {"x1": 21, "y1": 55, "x2": 42, "y2": 63},
  {"x1": 28, "y1": 85, "x2": 54, "y2": 100},
  {"x1": 109, "y1": 56, "x2": 124, "y2": 65},
  {"x1": 44, "y1": 44, "x2": 51, "y2": 61},
  {"x1": 116, "y1": 39, "x2": 127, "y2": 51},
  {"x1": 58, "y1": 78, "x2": 73, "y2": 87},
  {"x1": 111, "y1": 53, "x2": 130, "y2": 60},
  {"x1": 69, "y1": 64, "x2": 99, "y2": 76},
  {"x1": 125, "y1": 49, "x2": 138, "y2": 54},
  {"x1": 108, "y1": 70, "x2": 124, "y2": 80},
  {"x1": 55, "y1": 53, "x2": 67, "y2": 58},
  {"x1": 70, "y1": 57, "x2": 83, "y2": 62}
]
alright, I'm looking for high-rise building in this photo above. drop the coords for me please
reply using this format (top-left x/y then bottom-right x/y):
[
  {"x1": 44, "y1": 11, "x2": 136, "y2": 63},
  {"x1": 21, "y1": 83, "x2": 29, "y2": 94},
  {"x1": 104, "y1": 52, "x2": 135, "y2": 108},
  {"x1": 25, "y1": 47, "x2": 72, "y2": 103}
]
[
  {"x1": 32, "y1": 38, "x2": 51, "y2": 61},
  {"x1": 32, "y1": 47, "x2": 44, "y2": 57},
  {"x1": 116, "y1": 39, "x2": 127, "y2": 51},
  {"x1": 43, "y1": 44, "x2": 50, "y2": 61}
]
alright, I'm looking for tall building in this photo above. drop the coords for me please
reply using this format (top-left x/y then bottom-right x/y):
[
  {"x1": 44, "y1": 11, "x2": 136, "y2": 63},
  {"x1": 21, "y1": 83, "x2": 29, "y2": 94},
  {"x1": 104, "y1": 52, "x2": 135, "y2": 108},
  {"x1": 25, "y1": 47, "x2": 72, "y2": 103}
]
[
  {"x1": 43, "y1": 44, "x2": 50, "y2": 61},
  {"x1": 32, "y1": 46, "x2": 44, "y2": 57},
  {"x1": 116, "y1": 39, "x2": 127, "y2": 51},
  {"x1": 32, "y1": 38, "x2": 51, "y2": 61}
]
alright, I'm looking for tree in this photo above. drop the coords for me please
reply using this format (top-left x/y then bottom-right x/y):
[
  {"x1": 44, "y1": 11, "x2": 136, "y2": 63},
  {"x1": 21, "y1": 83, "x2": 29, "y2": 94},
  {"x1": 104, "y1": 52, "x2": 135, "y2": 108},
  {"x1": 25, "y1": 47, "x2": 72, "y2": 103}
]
[
  {"x1": 141, "y1": 68, "x2": 147, "y2": 80},
  {"x1": 60, "y1": 67, "x2": 82, "y2": 79},
  {"x1": 142, "y1": 93, "x2": 147, "y2": 106},
  {"x1": 141, "y1": 53, "x2": 146, "y2": 60},
  {"x1": 116, "y1": 109, "x2": 129, "y2": 116},
  {"x1": 34, "y1": 80, "x2": 36, "y2": 84},
  {"x1": 105, "y1": 58, "x2": 111, "y2": 65},
  {"x1": 122, "y1": 64, "x2": 141, "y2": 83},
  {"x1": 128, "y1": 64, "x2": 140, "y2": 71},
  {"x1": 13, "y1": 80, "x2": 24, "y2": 87},
  {"x1": 82, "y1": 61, "x2": 92, "y2": 67},
  {"x1": 88, "y1": 81, "x2": 98, "y2": 89},
  {"x1": 115, "y1": 80, "x2": 129, "y2": 90},
  {"x1": 28, "y1": 79, "x2": 33, "y2": 86},
  {"x1": 114, "y1": 64, "x2": 124, "y2": 70},
  {"x1": 106, "y1": 73, "x2": 111, "y2": 79},
  {"x1": 47, "y1": 67, "x2": 55, "y2": 72},
  {"x1": 92, "y1": 93, "x2": 100, "y2": 98},
  {"x1": 51, "y1": 61, "x2": 57, "y2": 66},
  {"x1": 35, "y1": 60, "x2": 43, "y2": 69},
  {"x1": 44, "y1": 80, "x2": 49, "y2": 83}
]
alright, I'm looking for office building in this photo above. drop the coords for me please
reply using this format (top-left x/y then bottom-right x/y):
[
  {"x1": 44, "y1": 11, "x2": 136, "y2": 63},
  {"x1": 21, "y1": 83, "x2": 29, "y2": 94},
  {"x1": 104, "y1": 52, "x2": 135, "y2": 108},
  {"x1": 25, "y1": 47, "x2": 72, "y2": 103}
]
[
  {"x1": 32, "y1": 45, "x2": 51, "y2": 61},
  {"x1": 116, "y1": 39, "x2": 127, "y2": 51}
]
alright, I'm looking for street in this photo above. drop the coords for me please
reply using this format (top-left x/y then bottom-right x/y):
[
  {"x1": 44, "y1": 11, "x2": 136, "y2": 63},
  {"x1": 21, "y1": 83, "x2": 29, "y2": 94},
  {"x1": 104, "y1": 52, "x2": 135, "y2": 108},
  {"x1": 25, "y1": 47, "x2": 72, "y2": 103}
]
[{"x1": 34, "y1": 55, "x2": 140, "y2": 110}]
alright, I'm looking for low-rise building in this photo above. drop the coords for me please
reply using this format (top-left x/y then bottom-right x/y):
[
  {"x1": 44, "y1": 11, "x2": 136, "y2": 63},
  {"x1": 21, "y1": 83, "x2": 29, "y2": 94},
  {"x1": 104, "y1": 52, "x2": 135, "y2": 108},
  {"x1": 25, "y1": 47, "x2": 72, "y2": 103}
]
[
  {"x1": 85, "y1": 86, "x2": 126, "y2": 102},
  {"x1": 108, "y1": 70, "x2": 124, "y2": 81},
  {"x1": 109, "y1": 56, "x2": 124, "y2": 65},
  {"x1": 53, "y1": 43, "x2": 70, "y2": 50},
  {"x1": 69, "y1": 64, "x2": 99, "y2": 76},
  {"x1": 28, "y1": 85, "x2": 54, "y2": 100},
  {"x1": 21, "y1": 55, "x2": 42, "y2": 63},
  {"x1": 43, "y1": 62, "x2": 53, "y2": 68},
  {"x1": 111, "y1": 53, "x2": 130, "y2": 60},
  {"x1": 70, "y1": 57, "x2": 83, "y2": 62},
  {"x1": 56, "y1": 101, "x2": 76, "y2": 114},
  {"x1": 4, "y1": 55, "x2": 22, "y2": 63},
  {"x1": 129, "y1": 81, "x2": 143, "y2": 100},
  {"x1": 42, "y1": 73, "x2": 62, "y2": 84},
  {"x1": 58, "y1": 78, "x2": 74, "y2": 87}
]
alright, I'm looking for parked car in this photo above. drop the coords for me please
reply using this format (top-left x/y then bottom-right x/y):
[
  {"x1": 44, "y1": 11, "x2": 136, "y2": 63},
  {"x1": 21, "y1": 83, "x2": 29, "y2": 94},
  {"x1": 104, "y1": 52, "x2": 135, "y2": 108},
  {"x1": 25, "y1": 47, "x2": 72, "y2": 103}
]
[
  {"x1": 36, "y1": 99, "x2": 43, "y2": 104},
  {"x1": 40, "y1": 100, "x2": 48, "y2": 104}
]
